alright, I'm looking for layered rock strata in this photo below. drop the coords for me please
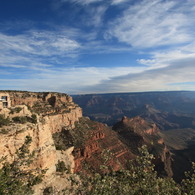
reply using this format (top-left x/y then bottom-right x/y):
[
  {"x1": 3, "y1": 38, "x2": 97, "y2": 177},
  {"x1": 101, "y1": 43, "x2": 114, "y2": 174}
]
[
  {"x1": 0, "y1": 91, "x2": 82, "y2": 194},
  {"x1": 113, "y1": 116, "x2": 173, "y2": 177}
]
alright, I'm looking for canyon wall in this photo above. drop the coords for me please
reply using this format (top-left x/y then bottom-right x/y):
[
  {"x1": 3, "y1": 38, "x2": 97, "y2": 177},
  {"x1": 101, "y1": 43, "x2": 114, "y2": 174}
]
[
  {"x1": 113, "y1": 116, "x2": 173, "y2": 177},
  {"x1": 0, "y1": 91, "x2": 174, "y2": 194},
  {"x1": 0, "y1": 91, "x2": 82, "y2": 194}
]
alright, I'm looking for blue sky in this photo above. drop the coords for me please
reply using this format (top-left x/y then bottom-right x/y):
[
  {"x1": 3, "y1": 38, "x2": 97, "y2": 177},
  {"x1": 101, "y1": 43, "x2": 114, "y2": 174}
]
[{"x1": 0, "y1": 0, "x2": 195, "y2": 94}]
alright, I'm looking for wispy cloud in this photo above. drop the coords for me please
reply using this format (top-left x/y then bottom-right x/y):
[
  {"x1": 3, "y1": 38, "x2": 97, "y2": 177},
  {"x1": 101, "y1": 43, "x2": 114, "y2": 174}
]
[
  {"x1": 0, "y1": 23, "x2": 132, "y2": 73},
  {"x1": 85, "y1": 5, "x2": 107, "y2": 27},
  {"x1": 108, "y1": 0, "x2": 195, "y2": 48},
  {"x1": 1, "y1": 0, "x2": 195, "y2": 94},
  {"x1": 81, "y1": 57, "x2": 195, "y2": 94},
  {"x1": 0, "y1": 31, "x2": 80, "y2": 56},
  {"x1": 138, "y1": 43, "x2": 195, "y2": 69},
  {"x1": 0, "y1": 29, "x2": 82, "y2": 73},
  {"x1": 61, "y1": 0, "x2": 103, "y2": 5},
  {"x1": 111, "y1": 0, "x2": 130, "y2": 5},
  {"x1": 61, "y1": 0, "x2": 130, "y2": 6},
  {"x1": 0, "y1": 66, "x2": 145, "y2": 93}
]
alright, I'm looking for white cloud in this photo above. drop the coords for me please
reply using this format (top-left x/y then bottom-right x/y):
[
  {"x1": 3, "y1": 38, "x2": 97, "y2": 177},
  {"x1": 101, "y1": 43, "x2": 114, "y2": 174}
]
[
  {"x1": 0, "y1": 31, "x2": 80, "y2": 57},
  {"x1": 51, "y1": 37, "x2": 80, "y2": 50},
  {"x1": 108, "y1": 0, "x2": 195, "y2": 48},
  {"x1": 81, "y1": 5, "x2": 108, "y2": 27},
  {"x1": 137, "y1": 43, "x2": 195, "y2": 69},
  {"x1": 61, "y1": 0, "x2": 103, "y2": 5},
  {"x1": 62, "y1": 0, "x2": 130, "y2": 5},
  {"x1": 1, "y1": 0, "x2": 195, "y2": 94},
  {"x1": 0, "y1": 29, "x2": 82, "y2": 73},
  {"x1": 111, "y1": 0, "x2": 129, "y2": 5},
  {"x1": 0, "y1": 66, "x2": 145, "y2": 94},
  {"x1": 81, "y1": 58, "x2": 195, "y2": 94}
]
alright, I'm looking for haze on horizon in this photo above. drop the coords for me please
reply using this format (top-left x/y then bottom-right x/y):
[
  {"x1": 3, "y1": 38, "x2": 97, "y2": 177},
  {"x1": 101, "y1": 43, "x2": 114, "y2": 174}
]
[{"x1": 0, "y1": 0, "x2": 195, "y2": 94}]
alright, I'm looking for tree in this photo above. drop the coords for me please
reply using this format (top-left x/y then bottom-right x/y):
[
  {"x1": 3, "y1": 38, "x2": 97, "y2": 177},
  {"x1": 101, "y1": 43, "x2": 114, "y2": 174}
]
[
  {"x1": 0, "y1": 136, "x2": 44, "y2": 195},
  {"x1": 76, "y1": 145, "x2": 181, "y2": 195},
  {"x1": 181, "y1": 162, "x2": 195, "y2": 195}
]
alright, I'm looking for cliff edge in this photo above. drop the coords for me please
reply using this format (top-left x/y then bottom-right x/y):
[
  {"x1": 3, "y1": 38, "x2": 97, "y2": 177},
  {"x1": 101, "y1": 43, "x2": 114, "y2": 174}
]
[{"x1": 0, "y1": 91, "x2": 82, "y2": 194}]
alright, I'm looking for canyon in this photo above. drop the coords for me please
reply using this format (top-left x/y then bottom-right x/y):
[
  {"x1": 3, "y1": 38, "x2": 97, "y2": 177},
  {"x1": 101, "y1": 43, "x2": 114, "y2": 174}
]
[
  {"x1": 0, "y1": 91, "x2": 194, "y2": 194},
  {"x1": 73, "y1": 91, "x2": 195, "y2": 181}
]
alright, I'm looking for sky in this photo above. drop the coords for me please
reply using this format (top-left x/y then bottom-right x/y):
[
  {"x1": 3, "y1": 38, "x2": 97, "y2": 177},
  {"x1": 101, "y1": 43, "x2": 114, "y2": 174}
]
[{"x1": 0, "y1": 0, "x2": 195, "y2": 94}]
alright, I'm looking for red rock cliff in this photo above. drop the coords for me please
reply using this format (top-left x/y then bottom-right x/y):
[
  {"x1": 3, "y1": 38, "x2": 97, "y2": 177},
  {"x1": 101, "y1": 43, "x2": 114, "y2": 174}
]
[{"x1": 113, "y1": 116, "x2": 173, "y2": 177}]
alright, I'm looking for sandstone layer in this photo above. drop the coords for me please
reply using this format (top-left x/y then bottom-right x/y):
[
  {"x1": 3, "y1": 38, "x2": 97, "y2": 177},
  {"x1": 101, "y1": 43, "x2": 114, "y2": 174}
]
[{"x1": 0, "y1": 91, "x2": 82, "y2": 194}]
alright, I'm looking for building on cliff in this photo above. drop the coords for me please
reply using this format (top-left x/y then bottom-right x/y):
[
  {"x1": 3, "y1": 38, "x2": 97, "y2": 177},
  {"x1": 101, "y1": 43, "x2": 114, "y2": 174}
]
[{"x1": 0, "y1": 92, "x2": 10, "y2": 109}]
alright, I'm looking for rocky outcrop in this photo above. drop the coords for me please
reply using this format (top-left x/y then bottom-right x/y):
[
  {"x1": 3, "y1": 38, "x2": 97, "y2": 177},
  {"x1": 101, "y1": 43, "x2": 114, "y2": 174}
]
[
  {"x1": 52, "y1": 117, "x2": 135, "y2": 174},
  {"x1": 8, "y1": 91, "x2": 72, "y2": 107},
  {"x1": 121, "y1": 116, "x2": 159, "y2": 135},
  {"x1": 0, "y1": 122, "x2": 57, "y2": 175},
  {"x1": 113, "y1": 116, "x2": 173, "y2": 177},
  {"x1": 44, "y1": 107, "x2": 82, "y2": 133},
  {"x1": 74, "y1": 120, "x2": 136, "y2": 172},
  {"x1": 0, "y1": 91, "x2": 82, "y2": 194}
]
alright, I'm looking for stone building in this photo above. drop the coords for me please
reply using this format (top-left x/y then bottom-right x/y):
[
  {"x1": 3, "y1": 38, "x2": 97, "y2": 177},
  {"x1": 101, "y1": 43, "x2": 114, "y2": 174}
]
[{"x1": 0, "y1": 92, "x2": 11, "y2": 110}]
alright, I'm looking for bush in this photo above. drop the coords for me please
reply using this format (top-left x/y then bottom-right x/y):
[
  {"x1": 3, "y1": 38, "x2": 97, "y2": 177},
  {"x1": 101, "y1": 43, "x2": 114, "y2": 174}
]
[
  {"x1": 43, "y1": 187, "x2": 53, "y2": 195},
  {"x1": 56, "y1": 161, "x2": 69, "y2": 173},
  {"x1": 73, "y1": 146, "x2": 183, "y2": 195},
  {"x1": 12, "y1": 116, "x2": 27, "y2": 124},
  {"x1": 12, "y1": 115, "x2": 37, "y2": 124},
  {"x1": 0, "y1": 136, "x2": 44, "y2": 195},
  {"x1": 9, "y1": 107, "x2": 22, "y2": 114},
  {"x1": 0, "y1": 115, "x2": 10, "y2": 127},
  {"x1": 181, "y1": 162, "x2": 195, "y2": 195},
  {"x1": 30, "y1": 114, "x2": 37, "y2": 124},
  {"x1": 0, "y1": 128, "x2": 9, "y2": 134}
]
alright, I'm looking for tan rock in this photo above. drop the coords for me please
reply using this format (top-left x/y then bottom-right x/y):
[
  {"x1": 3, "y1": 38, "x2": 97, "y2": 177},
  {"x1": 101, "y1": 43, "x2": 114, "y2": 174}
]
[{"x1": 0, "y1": 91, "x2": 83, "y2": 194}]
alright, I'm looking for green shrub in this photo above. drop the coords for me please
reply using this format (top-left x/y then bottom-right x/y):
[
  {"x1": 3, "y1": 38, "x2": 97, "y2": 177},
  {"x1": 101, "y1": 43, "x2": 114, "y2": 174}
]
[
  {"x1": 12, "y1": 116, "x2": 27, "y2": 124},
  {"x1": 43, "y1": 187, "x2": 53, "y2": 195},
  {"x1": 9, "y1": 107, "x2": 22, "y2": 114},
  {"x1": 72, "y1": 145, "x2": 183, "y2": 195},
  {"x1": 0, "y1": 136, "x2": 44, "y2": 195},
  {"x1": 30, "y1": 114, "x2": 37, "y2": 124},
  {"x1": 12, "y1": 115, "x2": 37, "y2": 124},
  {"x1": 0, "y1": 115, "x2": 10, "y2": 127},
  {"x1": 181, "y1": 162, "x2": 195, "y2": 195},
  {"x1": 56, "y1": 161, "x2": 68, "y2": 173},
  {"x1": 0, "y1": 128, "x2": 9, "y2": 134}
]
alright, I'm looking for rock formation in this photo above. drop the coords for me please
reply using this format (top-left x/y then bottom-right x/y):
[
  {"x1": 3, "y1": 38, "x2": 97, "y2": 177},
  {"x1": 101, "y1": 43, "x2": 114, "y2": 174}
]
[
  {"x1": 0, "y1": 91, "x2": 136, "y2": 193},
  {"x1": 0, "y1": 91, "x2": 176, "y2": 194},
  {"x1": 53, "y1": 117, "x2": 135, "y2": 174},
  {"x1": 113, "y1": 116, "x2": 173, "y2": 177},
  {"x1": 0, "y1": 91, "x2": 82, "y2": 194}
]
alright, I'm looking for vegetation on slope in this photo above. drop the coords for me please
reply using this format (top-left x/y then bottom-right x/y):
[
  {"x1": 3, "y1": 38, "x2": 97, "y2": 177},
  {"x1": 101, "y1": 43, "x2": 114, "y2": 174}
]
[
  {"x1": 73, "y1": 146, "x2": 194, "y2": 195},
  {"x1": 52, "y1": 117, "x2": 100, "y2": 150},
  {"x1": 0, "y1": 136, "x2": 44, "y2": 195},
  {"x1": 0, "y1": 115, "x2": 11, "y2": 127},
  {"x1": 0, "y1": 114, "x2": 37, "y2": 129},
  {"x1": 0, "y1": 142, "x2": 194, "y2": 195}
]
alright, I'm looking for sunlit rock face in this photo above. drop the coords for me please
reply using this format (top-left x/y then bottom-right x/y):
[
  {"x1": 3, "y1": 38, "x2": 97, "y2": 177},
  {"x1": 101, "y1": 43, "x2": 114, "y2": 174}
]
[{"x1": 0, "y1": 91, "x2": 82, "y2": 194}]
